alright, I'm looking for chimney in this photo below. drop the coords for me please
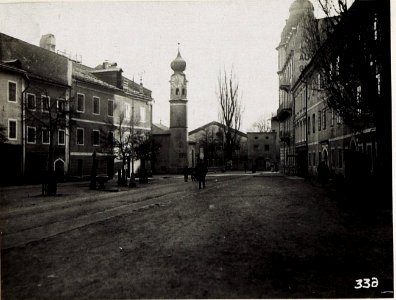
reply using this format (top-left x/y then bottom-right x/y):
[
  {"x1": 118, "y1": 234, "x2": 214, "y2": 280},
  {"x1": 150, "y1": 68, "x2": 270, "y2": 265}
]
[
  {"x1": 40, "y1": 34, "x2": 56, "y2": 52},
  {"x1": 103, "y1": 60, "x2": 109, "y2": 69}
]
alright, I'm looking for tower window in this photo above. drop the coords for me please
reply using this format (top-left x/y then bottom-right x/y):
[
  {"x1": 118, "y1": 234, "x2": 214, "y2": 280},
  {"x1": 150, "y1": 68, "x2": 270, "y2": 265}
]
[
  {"x1": 8, "y1": 81, "x2": 17, "y2": 102},
  {"x1": 176, "y1": 88, "x2": 179, "y2": 95}
]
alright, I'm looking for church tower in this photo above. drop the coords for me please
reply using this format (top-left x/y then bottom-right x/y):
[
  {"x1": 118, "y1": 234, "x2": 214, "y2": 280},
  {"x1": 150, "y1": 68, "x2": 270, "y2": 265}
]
[{"x1": 169, "y1": 47, "x2": 188, "y2": 173}]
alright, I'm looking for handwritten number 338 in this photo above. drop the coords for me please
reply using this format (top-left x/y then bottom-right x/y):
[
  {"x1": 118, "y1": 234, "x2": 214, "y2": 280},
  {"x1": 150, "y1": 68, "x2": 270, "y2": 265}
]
[{"x1": 355, "y1": 277, "x2": 379, "y2": 289}]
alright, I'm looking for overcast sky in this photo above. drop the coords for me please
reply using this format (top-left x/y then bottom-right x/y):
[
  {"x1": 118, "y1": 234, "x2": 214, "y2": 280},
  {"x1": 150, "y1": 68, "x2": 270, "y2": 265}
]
[{"x1": 0, "y1": 0, "x2": 325, "y2": 132}]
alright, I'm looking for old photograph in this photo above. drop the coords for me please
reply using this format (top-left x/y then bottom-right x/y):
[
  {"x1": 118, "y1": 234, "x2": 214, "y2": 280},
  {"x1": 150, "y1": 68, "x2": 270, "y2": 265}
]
[{"x1": 0, "y1": 0, "x2": 393, "y2": 298}]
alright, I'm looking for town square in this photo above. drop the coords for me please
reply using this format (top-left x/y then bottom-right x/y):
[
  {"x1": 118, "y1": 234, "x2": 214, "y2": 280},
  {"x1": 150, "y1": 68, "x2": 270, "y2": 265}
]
[{"x1": 0, "y1": 0, "x2": 392, "y2": 298}]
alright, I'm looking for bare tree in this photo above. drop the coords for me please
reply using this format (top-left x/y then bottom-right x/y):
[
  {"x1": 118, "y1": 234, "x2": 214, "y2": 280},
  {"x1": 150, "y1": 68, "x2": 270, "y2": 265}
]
[
  {"x1": 24, "y1": 86, "x2": 76, "y2": 194},
  {"x1": 300, "y1": 0, "x2": 391, "y2": 200},
  {"x1": 197, "y1": 127, "x2": 223, "y2": 164},
  {"x1": 217, "y1": 67, "x2": 244, "y2": 162},
  {"x1": 102, "y1": 105, "x2": 139, "y2": 185},
  {"x1": 133, "y1": 131, "x2": 161, "y2": 174},
  {"x1": 300, "y1": 0, "x2": 384, "y2": 131},
  {"x1": 251, "y1": 116, "x2": 271, "y2": 132},
  {"x1": 102, "y1": 104, "x2": 158, "y2": 185}
]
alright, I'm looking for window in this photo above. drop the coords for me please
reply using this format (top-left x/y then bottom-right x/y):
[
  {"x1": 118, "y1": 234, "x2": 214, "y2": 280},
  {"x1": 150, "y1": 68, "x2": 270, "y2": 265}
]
[
  {"x1": 308, "y1": 152, "x2": 311, "y2": 166},
  {"x1": 322, "y1": 109, "x2": 326, "y2": 130},
  {"x1": 58, "y1": 130, "x2": 65, "y2": 145},
  {"x1": 312, "y1": 114, "x2": 316, "y2": 133},
  {"x1": 356, "y1": 85, "x2": 362, "y2": 115},
  {"x1": 338, "y1": 149, "x2": 343, "y2": 168},
  {"x1": 57, "y1": 99, "x2": 65, "y2": 112},
  {"x1": 140, "y1": 107, "x2": 146, "y2": 123},
  {"x1": 373, "y1": 15, "x2": 378, "y2": 41},
  {"x1": 331, "y1": 109, "x2": 334, "y2": 127},
  {"x1": 93, "y1": 97, "x2": 100, "y2": 115},
  {"x1": 313, "y1": 153, "x2": 316, "y2": 166},
  {"x1": 317, "y1": 73, "x2": 321, "y2": 89},
  {"x1": 265, "y1": 145, "x2": 270, "y2": 151},
  {"x1": 376, "y1": 74, "x2": 381, "y2": 96},
  {"x1": 318, "y1": 110, "x2": 321, "y2": 131},
  {"x1": 42, "y1": 129, "x2": 50, "y2": 144},
  {"x1": 42, "y1": 95, "x2": 50, "y2": 112},
  {"x1": 27, "y1": 93, "x2": 36, "y2": 110},
  {"x1": 8, "y1": 119, "x2": 17, "y2": 140},
  {"x1": 108, "y1": 131, "x2": 114, "y2": 147},
  {"x1": 8, "y1": 81, "x2": 17, "y2": 102},
  {"x1": 92, "y1": 130, "x2": 100, "y2": 146},
  {"x1": 176, "y1": 88, "x2": 179, "y2": 95},
  {"x1": 27, "y1": 126, "x2": 36, "y2": 144},
  {"x1": 108, "y1": 100, "x2": 114, "y2": 117},
  {"x1": 77, "y1": 94, "x2": 85, "y2": 112},
  {"x1": 307, "y1": 116, "x2": 310, "y2": 134},
  {"x1": 124, "y1": 103, "x2": 131, "y2": 120},
  {"x1": 182, "y1": 88, "x2": 185, "y2": 95},
  {"x1": 77, "y1": 128, "x2": 84, "y2": 145},
  {"x1": 337, "y1": 113, "x2": 342, "y2": 124}
]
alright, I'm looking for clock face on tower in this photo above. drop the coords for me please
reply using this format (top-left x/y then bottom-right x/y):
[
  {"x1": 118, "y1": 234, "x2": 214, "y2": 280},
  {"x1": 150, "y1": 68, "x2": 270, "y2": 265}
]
[{"x1": 171, "y1": 75, "x2": 184, "y2": 88}]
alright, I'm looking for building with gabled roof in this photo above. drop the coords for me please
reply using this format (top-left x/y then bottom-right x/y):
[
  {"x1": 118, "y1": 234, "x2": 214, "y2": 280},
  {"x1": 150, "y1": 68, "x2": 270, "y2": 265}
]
[
  {"x1": 0, "y1": 32, "x2": 72, "y2": 183},
  {"x1": 0, "y1": 32, "x2": 154, "y2": 182}
]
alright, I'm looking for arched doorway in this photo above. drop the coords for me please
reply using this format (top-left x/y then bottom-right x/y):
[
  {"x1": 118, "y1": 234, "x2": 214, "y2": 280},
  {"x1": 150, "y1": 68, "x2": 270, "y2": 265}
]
[
  {"x1": 256, "y1": 157, "x2": 265, "y2": 171},
  {"x1": 54, "y1": 159, "x2": 65, "y2": 182},
  {"x1": 322, "y1": 149, "x2": 328, "y2": 165}
]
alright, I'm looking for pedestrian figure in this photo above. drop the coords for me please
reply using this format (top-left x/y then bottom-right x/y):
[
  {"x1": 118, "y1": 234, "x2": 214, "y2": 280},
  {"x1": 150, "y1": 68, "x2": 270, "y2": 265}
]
[
  {"x1": 183, "y1": 165, "x2": 189, "y2": 182},
  {"x1": 196, "y1": 159, "x2": 208, "y2": 189},
  {"x1": 317, "y1": 160, "x2": 329, "y2": 186},
  {"x1": 190, "y1": 168, "x2": 197, "y2": 181}
]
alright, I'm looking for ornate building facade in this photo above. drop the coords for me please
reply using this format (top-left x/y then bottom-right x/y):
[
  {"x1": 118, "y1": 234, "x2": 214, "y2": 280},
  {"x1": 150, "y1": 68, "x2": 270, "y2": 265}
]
[
  {"x1": 275, "y1": 0, "x2": 390, "y2": 188},
  {"x1": 275, "y1": 0, "x2": 315, "y2": 175}
]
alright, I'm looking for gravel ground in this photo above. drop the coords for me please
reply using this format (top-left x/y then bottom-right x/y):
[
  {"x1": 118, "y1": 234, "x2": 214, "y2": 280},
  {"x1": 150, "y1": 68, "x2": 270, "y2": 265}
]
[{"x1": 1, "y1": 174, "x2": 393, "y2": 299}]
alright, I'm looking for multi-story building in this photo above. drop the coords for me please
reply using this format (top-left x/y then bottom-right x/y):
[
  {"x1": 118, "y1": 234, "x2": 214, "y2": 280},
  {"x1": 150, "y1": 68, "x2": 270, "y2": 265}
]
[
  {"x1": 0, "y1": 32, "x2": 153, "y2": 182},
  {"x1": 0, "y1": 33, "x2": 72, "y2": 182},
  {"x1": 67, "y1": 60, "x2": 153, "y2": 178},
  {"x1": 287, "y1": 0, "x2": 390, "y2": 183},
  {"x1": 247, "y1": 131, "x2": 279, "y2": 171},
  {"x1": 0, "y1": 61, "x2": 28, "y2": 182},
  {"x1": 275, "y1": 0, "x2": 315, "y2": 175}
]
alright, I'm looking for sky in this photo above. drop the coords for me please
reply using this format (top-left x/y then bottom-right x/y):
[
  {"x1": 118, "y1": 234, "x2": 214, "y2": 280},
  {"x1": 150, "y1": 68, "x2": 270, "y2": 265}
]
[{"x1": 0, "y1": 0, "x2": 324, "y2": 132}]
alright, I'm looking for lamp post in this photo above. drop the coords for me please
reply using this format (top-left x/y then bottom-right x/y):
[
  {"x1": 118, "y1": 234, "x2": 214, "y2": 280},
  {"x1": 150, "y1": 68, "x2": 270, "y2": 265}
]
[{"x1": 90, "y1": 150, "x2": 98, "y2": 189}]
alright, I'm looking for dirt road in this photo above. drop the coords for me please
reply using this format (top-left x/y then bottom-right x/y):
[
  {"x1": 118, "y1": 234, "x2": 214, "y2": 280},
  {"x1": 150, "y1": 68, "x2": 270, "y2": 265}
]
[{"x1": 1, "y1": 174, "x2": 393, "y2": 298}]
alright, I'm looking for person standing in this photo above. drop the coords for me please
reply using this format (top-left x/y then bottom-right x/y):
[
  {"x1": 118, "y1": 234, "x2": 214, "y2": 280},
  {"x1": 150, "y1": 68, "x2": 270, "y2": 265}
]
[
  {"x1": 199, "y1": 159, "x2": 208, "y2": 189},
  {"x1": 183, "y1": 165, "x2": 189, "y2": 182},
  {"x1": 196, "y1": 159, "x2": 208, "y2": 189}
]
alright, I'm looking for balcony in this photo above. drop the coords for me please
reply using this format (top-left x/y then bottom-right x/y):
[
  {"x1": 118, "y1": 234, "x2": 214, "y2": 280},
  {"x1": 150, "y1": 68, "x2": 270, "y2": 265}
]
[
  {"x1": 276, "y1": 106, "x2": 292, "y2": 121},
  {"x1": 280, "y1": 131, "x2": 291, "y2": 145},
  {"x1": 279, "y1": 75, "x2": 291, "y2": 91}
]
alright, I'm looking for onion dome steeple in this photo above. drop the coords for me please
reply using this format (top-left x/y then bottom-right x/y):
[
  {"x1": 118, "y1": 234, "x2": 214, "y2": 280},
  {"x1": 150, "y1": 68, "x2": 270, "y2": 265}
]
[{"x1": 170, "y1": 44, "x2": 186, "y2": 73}]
